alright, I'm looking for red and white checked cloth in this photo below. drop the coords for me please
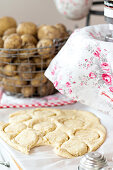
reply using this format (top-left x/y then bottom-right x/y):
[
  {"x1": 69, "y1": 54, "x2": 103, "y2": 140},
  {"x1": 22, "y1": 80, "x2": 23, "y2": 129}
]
[{"x1": 0, "y1": 90, "x2": 76, "y2": 109}]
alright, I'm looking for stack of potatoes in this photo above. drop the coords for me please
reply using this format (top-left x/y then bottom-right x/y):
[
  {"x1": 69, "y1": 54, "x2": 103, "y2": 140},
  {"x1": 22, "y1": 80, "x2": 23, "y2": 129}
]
[{"x1": 0, "y1": 16, "x2": 69, "y2": 97}]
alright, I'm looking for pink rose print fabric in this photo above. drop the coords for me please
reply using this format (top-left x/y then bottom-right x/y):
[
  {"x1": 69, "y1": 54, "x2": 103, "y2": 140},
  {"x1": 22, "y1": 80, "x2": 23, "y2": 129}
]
[
  {"x1": 45, "y1": 24, "x2": 113, "y2": 116},
  {"x1": 54, "y1": 0, "x2": 93, "y2": 20}
]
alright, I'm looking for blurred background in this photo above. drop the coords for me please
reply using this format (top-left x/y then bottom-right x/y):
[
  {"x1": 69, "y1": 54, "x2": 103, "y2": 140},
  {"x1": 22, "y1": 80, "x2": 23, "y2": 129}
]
[{"x1": 0, "y1": 0, "x2": 104, "y2": 30}]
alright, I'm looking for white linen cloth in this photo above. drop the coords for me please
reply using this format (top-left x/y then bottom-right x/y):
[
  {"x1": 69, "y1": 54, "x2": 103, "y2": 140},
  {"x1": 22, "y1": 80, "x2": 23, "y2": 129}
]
[
  {"x1": 0, "y1": 102, "x2": 112, "y2": 170},
  {"x1": 45, "y1": 24, "x2": 113, "y2": 116},
  {"x1": 0, "y1": 92, "x2": 76, "y2": 108},
  {"x1": 53, "y1": 0, "x2": 93, "y2": 20}
]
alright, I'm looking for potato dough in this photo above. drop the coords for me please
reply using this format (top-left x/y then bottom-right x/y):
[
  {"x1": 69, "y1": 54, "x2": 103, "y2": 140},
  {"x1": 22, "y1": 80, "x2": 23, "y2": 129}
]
[
  {"x1": 0, "y1": 16, "x2": 17, "y2": 36},
  {"x1": 21, "y1": 34, "x2": 37, "y2": 45},
  {"x1": 37, "y1": 25, "x2": 61, "y2": 40},
  {"x1": 18, "y1": 60, "x2": 36, "y2": 80},
  {"x1": 17, "y1": 22, "x2": 37, "y2": 36},
  {"x1": 3, "y1": 27, "x2": 16, "y2": 36},
  {"x1": 31, "y1": 72, "x2": 47, "y2": 87},
  {"x1": 3, "y1": 64, "x2": 17, "y2": 76},
  {"x1": 0, "y1": 37, "x2": 3, "y2": 48},
  {"x1": 37, "y1": 39, "x2": 55, "y2": 59},
  {"x1": 4, "y1": 33, "x2": 22, "y2": 49},
  {"x1": 0, "y1": 108, "x2": 106, "y2": 157},
  {"x1": 19, "y1": 43, "x2": 36, "y2": 59},
  {"x1": 21, "y1": 86, "x2": 35, "y2": 97}
]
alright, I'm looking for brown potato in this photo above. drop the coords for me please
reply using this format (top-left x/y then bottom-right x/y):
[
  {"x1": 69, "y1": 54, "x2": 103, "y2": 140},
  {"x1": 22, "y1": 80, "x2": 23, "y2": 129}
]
[
  {"x1": 0, "y1": 16, "x2": 17, "y2": 36},
  {"x1": 21, "y1": 34, "x2": 37, "y2": 45},
  {"x1": 55, "y1": 23, "x2": 68, "y2": 38},
  {"x1": 18, "y1": 60, "x2": 36, "y2": 80},
  {"x1": 37, "y1": 25, "x2": 61, "y2": 40},
  {"x1": 19, "y1": 43, "x2": 36, "y2": 59},
  {"x1": 2, "y1": 35, "x2": 8, "y2": 41},
  {"x1": 0, "y1": 66, "x2": 3, "y2": 81},
  {"x1": 33, "y1": 57, "x2": 46, "y2": 69},
  {"x1": 0, "y1": 51, "x2": 12, "y2": 66},
  {"x1": 46, "y1": 58, "x2": 52, "y2": 67},
  {"x1": 37, "y1": 85, "x2": 49, "y2": 97},
  {"x1": 37, "y1": 24, "x2": 46, "y2": 32},
  {"x1": 2, "y1": 75, "x2": 27, "y2": 93},
  {"x1": 0, "y1": 37, "x2": 3, "y2": 48},
  {"x1": 2, "y1": 83, "x2": 20, "y2": 94},
  {"x1": 46, "y1": 80, "x2": 56, "y2": 94},
  {"x1": 0, "y1": 76, "x2": 2, "y2": 82},
  {"x1": 37, "y1": 39, "x2": 55, "y2": 59},
  {"x1": 21, "y1": 86, "x2": 35, "y2": 97},
  {"x1": 3, "y1": 27, "x2": 16, "y2": 36},
  {"x1": 17, "y1": 22, "x2": 37, "y2": 36},
  {"x1": 3, "y1": 64, "x2": 17, "y2": 76},
  {"x1": 31, "y1": 72, "x2": 47, "y2": 87},
  {"x1": 4, "y1": 33, "x2": 22, "y2": 49},
  {"x1": 37, "y1": 81, "x2": 55, "y2": 96},
  {"x1": 2, "y1": 77, "x2": 21, "y2": 93},
  {"x1": 6, "y1": 75, "x2": 27, "y2": 86}
]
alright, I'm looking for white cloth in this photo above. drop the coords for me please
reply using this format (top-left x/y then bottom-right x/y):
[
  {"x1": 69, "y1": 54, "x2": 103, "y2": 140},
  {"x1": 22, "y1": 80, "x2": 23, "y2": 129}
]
[
  {"x1": 0, "y1": 92, "x2": 75, "y2": 108},
  {"x1": 0, "y1": 103, "x2": 113, "y2": 170},
  {"x1": 54, "y1": 0, "x2": 93, "y2": 20},
  {"x1": 45, "y1": 24, "x2": 113, "y2": 116}
]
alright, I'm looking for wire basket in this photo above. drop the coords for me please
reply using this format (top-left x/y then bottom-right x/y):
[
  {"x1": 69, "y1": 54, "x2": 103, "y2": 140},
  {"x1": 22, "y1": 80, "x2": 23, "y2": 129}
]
[{"x1": 0, "y1": 37, "x2": 68, "y2": 97}]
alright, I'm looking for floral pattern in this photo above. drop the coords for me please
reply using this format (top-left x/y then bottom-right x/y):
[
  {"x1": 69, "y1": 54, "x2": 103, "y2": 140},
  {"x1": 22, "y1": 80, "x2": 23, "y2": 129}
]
[
  {"x1": 45, "y1": 24, "x2": 113, "y2": 115},
  {"x1": 54, "y1": 0, "x2": 93, "y2": 20}
]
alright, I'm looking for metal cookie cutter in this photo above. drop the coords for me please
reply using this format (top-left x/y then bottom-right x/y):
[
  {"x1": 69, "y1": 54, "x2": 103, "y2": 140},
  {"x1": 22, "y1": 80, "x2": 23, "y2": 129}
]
[{"x1": 78, "y1": 152, "x2": 113, "y2": 170}]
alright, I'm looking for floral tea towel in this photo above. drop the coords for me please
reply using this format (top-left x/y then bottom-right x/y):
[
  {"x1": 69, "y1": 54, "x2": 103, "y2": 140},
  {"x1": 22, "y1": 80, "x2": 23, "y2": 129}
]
[{"x1": 45, "y1": 24, "x2": 113, "y2": 116}]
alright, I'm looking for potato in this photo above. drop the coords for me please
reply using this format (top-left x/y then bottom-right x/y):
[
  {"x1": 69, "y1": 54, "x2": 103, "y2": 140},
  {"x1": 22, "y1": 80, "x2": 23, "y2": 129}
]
[
  {"x1": 21, "y1": 34, "x2": 37, "y2": 45},
  {"x1": 55, "y1": 23, "x2": 68, "y2": 38},
  {"x1": 4, "y1": 33, "x2": 22, "y2": 49},
  {"x1": 46, "y1": 80, "x2": 56, "y2": 94},
  {"x1": 2, "y1": 78, "x2": 17, "y2": 93},
  {"x1": 0, "y1": 16, "x2": 17, "y2": 36},
  {"x1": 0, "y1": 66, "x2": 3, "y2": 81},
  {"x1": 17, "y1": 22, "x2": 37, "y2": 36},
  {"x1": 6, "y1": 75, "x2": 27, "y2": 86},
  {"x1": 33, "y1": 57, "x2": 46, "y2": 69},
  {"x1": 3, "y1": 27, "x2": 16, "y2": 36},
  {"x1": 37, "y1": 39, "x2": 55, "y2": 59},
  {"x1": 0, "y1": 37, "x2": 3, "y2": 48},
  {"x1": 2, "y1": 75, "x2": 27, "y2": 93},
  {"x1": 37, "y1": 81, "x2": 55, "y2": 97},
  {"x1": 19, "y1": 43, "x2": 36, "y2": 59},
  {"x1": 46, "y1": 58, "x2": 52, "y2": 68},
  {"x1": 3, "y1": 64, "x2": 17, "y2": 76},
  {"x1": 0, "y1": 51, "x2": 12, "y2": 66},
  {"x1": 2, "y1": 35, "x2": 8, "y2": 41},
  {"x1": 37, "y1": 25, "x2": 61, "y2": 40},
  {"x1": 0, "y1": 76, "x2": 2, "y2": 82},
  {"x1": 37, "y1": 85, "x2": 49, "y2": 97},
  {"x1": 31, "y1": 72, "x2": 47, "y2": 87},
  {"x1": 38, "y1": 24, "x2": 46, "y2": 32},
  {"x1": 2, "y1": 83, "x2": 20, "y2": 94},
  {"x1": 18, "y1": 60, "x2": 36, "y2": 80},
  {"x1": 21, "y1": 86, "x2": 35, "y2": 97}
]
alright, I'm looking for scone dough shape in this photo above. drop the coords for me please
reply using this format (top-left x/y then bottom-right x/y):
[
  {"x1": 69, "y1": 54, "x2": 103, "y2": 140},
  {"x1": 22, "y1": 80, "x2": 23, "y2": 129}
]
[{"x1": 0, "y1": 108, "x2": 106, "y2": 158}]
